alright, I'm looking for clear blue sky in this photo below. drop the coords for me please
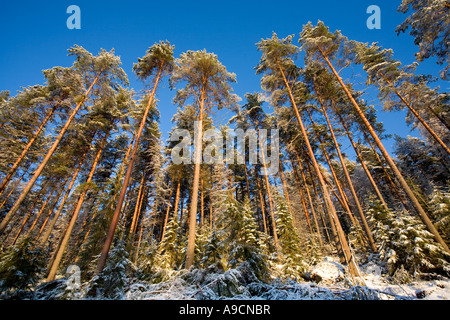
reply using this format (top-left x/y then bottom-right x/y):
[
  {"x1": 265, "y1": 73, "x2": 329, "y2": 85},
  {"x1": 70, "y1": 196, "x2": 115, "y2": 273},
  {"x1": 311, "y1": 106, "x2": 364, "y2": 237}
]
[{"x1": 0, "y1": 0, "x2": 444, "y2": 155}]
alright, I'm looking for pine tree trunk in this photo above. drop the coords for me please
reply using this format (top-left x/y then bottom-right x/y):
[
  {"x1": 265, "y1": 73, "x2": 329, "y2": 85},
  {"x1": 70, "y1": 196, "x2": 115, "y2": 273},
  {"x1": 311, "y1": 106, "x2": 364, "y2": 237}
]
[
  {"x1": 25, "y1": 185, "x2": 59, "y2": 237},
  {"x1": 256, "y1": 126, "x2": 280, "y2": 250},
  {"x1": 303, "y1": 112, "x2": 363, "y2": 234},
  {"x1": 160, "y1": 180, "x2": 176, "y2": 244},
  {"x1": 129, "y1": 174, "x2": 146, "y2": 237},
  {"x1": 133, "y1": 184, "x2": 147, "y2": 236},
  {"x1": 277, "y1": 61, "x2": 360, "y2": 276},
  {"x1": 39, "y1": 153, "x2": 86, "y2": 245},
  {"x1": 315, "y1": 97, "x2": 378, "y2": 252},
  {"x1": 255, "y1": 171, "x2": 268, "y2": 234},
  {"x1": 279, "y1": 164, "x2": 294, "y2": 222},
  {"x1": 243, "y1": 162, "x2": 251, "y2": 198},
  {"x1": 96, "y1": 67, "x2": 163, "y2": 274},
  {"x1": 335, "y1": 106, "x2": 390, "y2": 213},
  {"x1": 185, "y1": 87, "x2": 205, "y2": 269},
  {"x1": 307, "y1": 161, "x2": 332, "y2": 244},
  {"x1": 73, "y1": 192, "x2": 103, "y2": 264},
  {"x1": 297, "y1": 158, "x2": 324, "y2": 248},
  {"x1": 47, "y1": 132, "x2": 108, "y2": 281},
  {"x1": 0, "y1": 104, "x2": 58, "y2": 196},
  {"x1": 289, "y1": 152, "x2": 313, "y2": 232},
  {"x1": 381, "y1": 73, "x2": 450, "y2": 154},
  {"x1": 0, "y1": 71, "x2": 103, "y2": 235},
  {"x1": 320, "y1": 50, "x2": 450, "y2": 253},
  {"x1": 3, "y1": 180, "x2": 50, "y2": 245},
  {"x1": 200, "y1": 177, "x2": 204, "y2": 227},
  {"x1": 36, "y1": 182, "x2": 68, "y2": 239},
  {"x1": 10, "y1": 192, "x2": 42, "y2": 245},
  {"x1": 361, "y1": 128, "x2": 409, "y2": 209},
  {"x1": 0, "y1": 167, "x2": 29, "y2": 211}
]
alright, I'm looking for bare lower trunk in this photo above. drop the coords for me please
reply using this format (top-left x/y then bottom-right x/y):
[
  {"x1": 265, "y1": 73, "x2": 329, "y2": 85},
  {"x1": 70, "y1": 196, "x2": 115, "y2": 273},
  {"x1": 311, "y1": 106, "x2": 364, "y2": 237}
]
[
  {"x1": 96, "y1": 68, "x2": 162, "y2": 274},
  {"x1": 277, "y1": 61, "x2": 360, "y2": 276},
  {"x1": 255, "y1": 172, "x2": 268, "y2": 234},
  {"x1": 321, "y1": 51, "x2": 449, "y2": 253},
  {"x1": 0, "y1": 71, "x2": 102, "y2": 235},
  {"x1": 39, "y1": 154, "x2": 86, "y2": 245},
  {"x1": 47, "y1": 133, "x2": 108, "y2": 281},
  {"x1": 160, "y1": 180, "x2": 176, "y2": 244},
  {"x1": 382, "y1": 73, "x2": 450, "y2": 154},
  {"x1": 316, "y1": 97, "x2": 377, "y2": 252},
  {"x1": 0, "y1": 104, "x2": 57, "y2": 196}
]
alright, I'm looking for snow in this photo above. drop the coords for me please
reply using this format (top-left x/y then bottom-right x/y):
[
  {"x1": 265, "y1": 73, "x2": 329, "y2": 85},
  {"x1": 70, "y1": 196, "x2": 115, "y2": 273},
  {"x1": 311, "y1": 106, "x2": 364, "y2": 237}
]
[
  {"x1": 23, "y1": 256, "x2": 450, "y2": 300},
  {"x1": 309, "y1": 256, "x2": 346, "y2": 284},
  {"x1": 121, "y1": 257, "x2": 450, "y2": 300}
]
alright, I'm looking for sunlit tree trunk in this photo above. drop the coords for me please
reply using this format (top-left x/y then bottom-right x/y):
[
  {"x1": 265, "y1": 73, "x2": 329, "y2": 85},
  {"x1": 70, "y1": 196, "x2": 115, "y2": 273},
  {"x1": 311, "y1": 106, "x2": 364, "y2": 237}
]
[
  {"x1": 255, "y1": 172, "x2": 268, "y2": 234},
  {"x1": 289, "y1": 152, "x2": 313, "y2": 233},
  {"x1": 320, "y1": 50, "x2": 449, "y2": 253},
  {"x1": 277, "y1": 60, "x2": 359, "y2": 275},
  {"x1": 39, "y1": 152, "x2": 87, "y2": 245},
  {"x1": 160, "y1": 180, "x2": 176, "y2": 244},
  {"x1": 256, "y1": 126, "x2": 279, "y2": 250},
  {"x1": 0, "y1": 167, "x2": 30, "y2": 211},
  {"x1": 381, "y1": 72, "x2": 450, "y2": 154},
  {"x1": 0, "y1": 70, "x2": 103, "y2": 235},
  {"x1": 0, "y1": 104, "x2": 58, "y2": 196},
  {"x1": 97, "y1": 67, "x2": 163, "y2": 274},
  {"x1": 48, "y1": 132, "x2": 109, "y2": 281},
  {"x1": 129, "y1": 174, "x2": 146, "y2": 237},
  {"x1": 185, "y1": 86, "x2": 205, "y2": 269},
  {"x1": 315, "y1": 95, "x2": 377, "y2": 252}
]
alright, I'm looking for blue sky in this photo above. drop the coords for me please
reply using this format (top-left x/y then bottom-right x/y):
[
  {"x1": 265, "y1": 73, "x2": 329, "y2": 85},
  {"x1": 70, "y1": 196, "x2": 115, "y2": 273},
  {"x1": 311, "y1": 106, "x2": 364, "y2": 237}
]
[{"x1": 0, "y1": 0, "x2": 445, "y2": 156}]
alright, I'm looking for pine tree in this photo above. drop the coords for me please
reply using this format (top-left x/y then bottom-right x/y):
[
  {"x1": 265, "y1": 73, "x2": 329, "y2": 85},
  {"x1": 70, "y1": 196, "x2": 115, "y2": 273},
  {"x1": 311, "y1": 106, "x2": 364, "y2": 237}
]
[
  {"x1": 218, "y1": 195, "x2": 270, "y2": 282},
  {"x1": 257, "y1": 31, "x2": 360, "y2": 276},
  {"x1": 349, "y1": 41, "x2": 450, "y2": 155},
  {"x1": 299, "y1": 20, "x2": 449, "y2": 253},
  {"x1": 368, "y1": 197, "x2": 450, "y2": 277},
  {"x1": 0, "y1": 236, "x2": 47, "y2": 294},
  {"x1": 0, "y1": 46, "x2": 128, "y2": 235},
  {"x1": 96, "y1": 41, "x2": 174, "y2": 274},
  {"x1": 275, "y1": 193, "x2": 307, "y2": 279},
  {"x1": 170, "y1": 49, "x2": 238, "y2": 269},
  {"x1": 396, "y1": 0, "x2": 449, "y2": 79},
  {"x1": 87, "y1": 240, "x2": 134, "y2": 299}
]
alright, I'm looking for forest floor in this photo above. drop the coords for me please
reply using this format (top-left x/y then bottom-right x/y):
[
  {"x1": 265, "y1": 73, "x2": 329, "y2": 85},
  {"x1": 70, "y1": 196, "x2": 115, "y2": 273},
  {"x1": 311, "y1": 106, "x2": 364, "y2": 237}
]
[
  {"x1": 119, "y1": 256, "x2": 450, "y2": 300},
  {"x1": 12, "y1": 256, "x2": 449, "y2": 300}
]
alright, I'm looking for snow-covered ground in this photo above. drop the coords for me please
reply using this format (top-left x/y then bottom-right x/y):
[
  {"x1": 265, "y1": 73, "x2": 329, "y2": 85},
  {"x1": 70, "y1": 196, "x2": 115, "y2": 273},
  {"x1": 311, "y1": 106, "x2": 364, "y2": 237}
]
[
  {"x1": 118, "y1": 257, "x2": 450, "y2": 300},
  {"x1": 26, "y1": 256, "x2": 449, "y2": 300}
]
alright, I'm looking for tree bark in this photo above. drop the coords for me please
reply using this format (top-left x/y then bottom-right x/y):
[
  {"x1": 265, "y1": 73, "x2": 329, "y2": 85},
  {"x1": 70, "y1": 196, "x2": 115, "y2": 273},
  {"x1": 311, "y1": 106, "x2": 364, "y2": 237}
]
[
  {"x1": 0, "y1": 167, "x2": 29, "y2": 211},
  {"x1": 256, "y1": 126, "x2": 280, "y2": 251},
  {"x1": 381, "y1": 73, "x2": 450, "y2": 154},
  {"x1": 277, "y1": 60, "x2": 360, "y2": 276},
  {"x1": 47, "y1": 132, "x2": 108, "y2": 281},
  {"x1": 160, "y1": 180, "x2": 176, "y2": 244},
  {"x1": 39, "y1": 152, "x2": 86, "y2": 245},
  {"x1": 0, "y1": 70, "x2": 102, "y2": 235},
  {"x1": 129, "y1": 174, "x2": 146, "y2": 236},
  {"x1": 185, "y1": 86, "x2": 205, "y2": 269},
  {"x1": 289, "y1": 152, "x2": 313, "y2": 232},
  {"x1": 315, "y1": 96, "x2": 377, "y2": 252},
  {"x1": 320, "y1": 50, "x2": 449, "y2": 253},
  {"x1": 255, "y1": 172, "x2": 268, "y2": 234},
  {"x1": 96, "y1": 67, "x2": 163, "y2": 274},
  {"x1": 0, "y1": 104, "x2": 58, "y2": 196}
]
